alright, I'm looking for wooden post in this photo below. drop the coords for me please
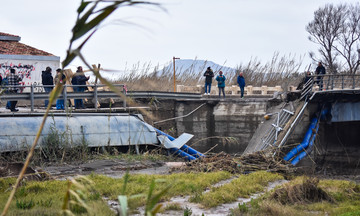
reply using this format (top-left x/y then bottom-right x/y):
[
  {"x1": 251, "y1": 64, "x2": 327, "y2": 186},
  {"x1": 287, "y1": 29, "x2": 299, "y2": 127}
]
[
  {"x1": 63, "y1": 69, "x2": 75, "y2": 106},
  {"x1": 173, "y1": 57, "x2": 180, "y2": 92}
]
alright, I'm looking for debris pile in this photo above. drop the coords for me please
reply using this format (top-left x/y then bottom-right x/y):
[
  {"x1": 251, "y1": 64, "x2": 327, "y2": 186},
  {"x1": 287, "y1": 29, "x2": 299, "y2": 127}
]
[
  {"x1": 270, "y1": 177, "x2": 334, "y2": 204},
  {"x1": 176, "y1": 151, "x2": 294, "y2": 174}
]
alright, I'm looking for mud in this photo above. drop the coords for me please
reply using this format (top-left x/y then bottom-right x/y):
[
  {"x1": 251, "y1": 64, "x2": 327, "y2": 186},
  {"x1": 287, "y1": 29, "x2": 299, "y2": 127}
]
[{"x1": 41, "y1": 159, "x2": 181, "y2": 179}]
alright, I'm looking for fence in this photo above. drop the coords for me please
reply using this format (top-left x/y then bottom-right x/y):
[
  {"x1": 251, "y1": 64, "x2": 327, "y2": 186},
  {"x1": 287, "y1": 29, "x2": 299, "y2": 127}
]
[
  {"x1": 177, "y1": 85, "x2": 283, "y2": 96},
  {"x1": 178, "y1": 74, "x2": 360, "y2": 95},
  {"x1": 0, "y1": 84, "x2": 127, "y2": 112}
]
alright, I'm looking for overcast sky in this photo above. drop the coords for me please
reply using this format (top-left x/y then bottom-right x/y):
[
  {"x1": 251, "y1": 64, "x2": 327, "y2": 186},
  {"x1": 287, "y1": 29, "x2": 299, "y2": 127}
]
[{"x1": 1, "y1": 0, "x2": 357, "y2": 72}]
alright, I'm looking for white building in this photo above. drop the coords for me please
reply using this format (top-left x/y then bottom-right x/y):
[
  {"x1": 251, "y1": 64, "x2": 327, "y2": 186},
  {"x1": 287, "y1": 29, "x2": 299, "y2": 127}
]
[{"x1": 0, "y1": 32, "x2": 60, "y2": 91}]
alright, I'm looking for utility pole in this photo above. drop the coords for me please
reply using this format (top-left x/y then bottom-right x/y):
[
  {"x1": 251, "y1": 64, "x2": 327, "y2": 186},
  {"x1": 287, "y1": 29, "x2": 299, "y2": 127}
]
[{"x1": 173, "y1": 56, "x2": 180, "y2": 92}]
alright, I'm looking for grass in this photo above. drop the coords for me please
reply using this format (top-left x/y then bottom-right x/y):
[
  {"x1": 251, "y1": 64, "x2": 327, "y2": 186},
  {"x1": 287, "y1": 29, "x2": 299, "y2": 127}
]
[
  {"x1": 239, "y1": 177, "x2": 360, "y2": 216},
  {"x1": 0, "y1": 177, "x2": 115, "y2": 216},
  {"x1": 195, "y1": 171, "x2": 283, "y2": 208},
  {"x1": 88, "y1": 171, "x2": 231, "y2": 209},
  {"x1": 1, "y1": 172, "x2": 359, "y2": 215},
  {"x1": 163, "y1": 202, "x2": 183, "y2": 211},
  {"x1": 0, "y1": 171, "x2": 231, "y2": 215}
]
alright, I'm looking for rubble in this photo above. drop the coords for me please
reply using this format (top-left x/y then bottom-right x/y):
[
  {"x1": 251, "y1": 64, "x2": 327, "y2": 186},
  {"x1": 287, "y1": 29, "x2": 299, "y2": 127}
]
[{"x1": 175, "y1": 151, "x2": 295, "y2": 174}]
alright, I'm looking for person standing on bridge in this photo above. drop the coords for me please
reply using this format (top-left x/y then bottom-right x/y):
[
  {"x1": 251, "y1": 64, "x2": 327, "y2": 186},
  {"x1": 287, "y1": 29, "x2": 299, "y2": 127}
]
[
  {"x1": 237, "y1": 72, "x2": 246, "y2": 98},
  {"x1": 71, "y1": 66, "x2": 90, "y2": 109},
  {"x1": 315, "y1": 62, "x2": 326, "y2": 91},
  {"x1": 203, "y1": 66, "x2": 214, "y2": 95},
  {"x1": 7, "y1": 68, "x2": 22, "y2": 112},
  {"x1": 216, "y1": 71, "x2": 226, "y2": 98},
  {"x1": 42, "y1": 66, "x2": 54, "y2": 108}
]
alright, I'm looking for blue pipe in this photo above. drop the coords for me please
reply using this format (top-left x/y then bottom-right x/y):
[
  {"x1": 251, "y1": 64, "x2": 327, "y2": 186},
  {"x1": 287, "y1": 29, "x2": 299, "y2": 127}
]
[
  {"x1": 290, "y1": 123, "x2": 319, "y2": 165},
  {"x1": 180, "y1": 145, "x2": 205, "y2": 158},
  {"x1": 154, "y1": 128, "x2": 205, "y2": 158},
  {"x1": 169, "y1": 148, "x2": 196, "y2": 161},
  {"x1": 284, "y1": 108, "x2": 329, "y2": 165},
  {"x1": 283, "y1": 117, "x2": 318, "y2": 161}
]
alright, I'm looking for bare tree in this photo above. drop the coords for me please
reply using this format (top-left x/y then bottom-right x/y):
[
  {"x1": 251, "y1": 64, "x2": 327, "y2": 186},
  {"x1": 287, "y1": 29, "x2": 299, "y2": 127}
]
[
  {"x1": 306, "y1": 4, "x2": 347, "y2": 73},
  {"x1": 332, "y1": 3, "x2": 360, "y2": 74}
]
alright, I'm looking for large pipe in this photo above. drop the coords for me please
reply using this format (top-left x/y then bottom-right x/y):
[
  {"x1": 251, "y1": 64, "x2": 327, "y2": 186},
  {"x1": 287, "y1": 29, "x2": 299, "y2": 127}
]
[
  {"x1": 154, "y1": 128, "x2": 205, "y2": 158},
  {"x1": 290, "y1": 123, "x2": 319, "y2": 165},
  {"x1": 283, "y1": 117, "x2": 318, "y2": 161},
  {"x1": 284, "y1": 108, "x2": 328, "y2": 164},
  {"x1": 169, "y1": 148, "x2": 196, "y2": 161}
]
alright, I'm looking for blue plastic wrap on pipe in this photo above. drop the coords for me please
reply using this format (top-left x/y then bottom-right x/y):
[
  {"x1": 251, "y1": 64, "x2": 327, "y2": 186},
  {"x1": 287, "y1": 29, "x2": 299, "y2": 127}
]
[
  {"x1": 154, "y1": 128, "x2": 204, "y2": 158},
  {"x1": 291, "y1": 124, "x2": 319, "y2": 165},
  {"x1": 283, "y1": 117, "x2": 318, "y2": 161},
  {"x1": 169, "y1": 148, "x2": 196, "y2": 161},
  {"x1": 180, "y1": 145, "x2": 205, "y2": 158}
]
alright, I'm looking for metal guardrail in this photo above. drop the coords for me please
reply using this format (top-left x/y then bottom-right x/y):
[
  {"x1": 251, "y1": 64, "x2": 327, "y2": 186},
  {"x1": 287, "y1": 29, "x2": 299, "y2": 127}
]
[
  {"x1": 311, "y1": 74, "x2": 360, "y2": 90},
  {"x1": 0, "y1": 84, "x2": 202, "y2": 112},
  {"x1": 0, "y1": 84, "x2": 126, "y2": 112},
  {"x1": 256, "y1": 104, "x2": 294, "y2": 152}
]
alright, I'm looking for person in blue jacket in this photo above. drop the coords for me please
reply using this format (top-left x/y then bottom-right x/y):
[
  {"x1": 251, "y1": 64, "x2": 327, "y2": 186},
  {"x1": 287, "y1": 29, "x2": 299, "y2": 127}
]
[
  {"x1": 237, "y1": 72, "x2": 246, "y2": 98},
  {"x1": 216, "y1": 71, "x2": 226, "y2": 98}
]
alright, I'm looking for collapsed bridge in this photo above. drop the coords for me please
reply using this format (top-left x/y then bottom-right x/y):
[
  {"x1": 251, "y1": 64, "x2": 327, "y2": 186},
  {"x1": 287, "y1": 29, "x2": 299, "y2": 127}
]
[
  {"x1": 245, "y1": 74, "x2": 360, "y2": 174},
  {"x1": 0, "y1": 74, "x2": 359, "y2": 172}
]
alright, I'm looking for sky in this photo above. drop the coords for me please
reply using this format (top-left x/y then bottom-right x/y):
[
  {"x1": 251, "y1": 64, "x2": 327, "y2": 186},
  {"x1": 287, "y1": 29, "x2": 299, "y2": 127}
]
[{"x1": 1, "y1": 0, "x2": 357, "y2": 72}]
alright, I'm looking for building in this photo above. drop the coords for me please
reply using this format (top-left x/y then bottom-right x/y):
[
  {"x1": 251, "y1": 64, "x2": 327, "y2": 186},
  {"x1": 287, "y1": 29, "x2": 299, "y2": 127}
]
[{"x1": 0, "y1": 32, "x2": 60, "y2": 91}]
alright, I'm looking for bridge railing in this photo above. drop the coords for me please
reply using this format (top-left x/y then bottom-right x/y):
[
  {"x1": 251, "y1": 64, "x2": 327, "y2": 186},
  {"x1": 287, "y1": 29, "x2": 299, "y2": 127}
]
[
  {"x1": 312, "y1": 74, "x2": 360, "y2": 90},
  {"x1": 0, "y1": 84, "x2": 127, "y2": 112},
  {"x1": 177, "y1": 85, "x2": 283, "y2": 96}
]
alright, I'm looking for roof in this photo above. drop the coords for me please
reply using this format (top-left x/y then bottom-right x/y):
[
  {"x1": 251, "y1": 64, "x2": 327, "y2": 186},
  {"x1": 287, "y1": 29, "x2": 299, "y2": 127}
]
[
  {"x1": 0, "y1": 41, "x2": 54, "y2": 56},
  {"x1": 0, "y1": 32, "x2": 19, "y2": 37},
  {"x1": 0, "y1": 32, "x2": 55, "y2": 56}
]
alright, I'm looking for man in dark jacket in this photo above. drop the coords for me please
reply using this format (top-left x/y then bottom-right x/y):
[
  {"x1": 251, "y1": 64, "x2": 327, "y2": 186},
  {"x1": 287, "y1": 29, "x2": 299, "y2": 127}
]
[
  {"x1": 8, "y1": 68, "x2": 22, "y2": 112},
  {"x1": 315, "y1": 62, "x2": 326, "y2": 90},
  {"x1": 237, "y1": 72, "x2": 246, "y2": 98},
  {"x1": 203, "y1": 67, "x2": 214, "y2": 95},
  {"x1": 42, "y1": 67, "x2": 54, "y2": 108},
  {"x1": 71, "y1": 66, "x2": 90, "y2": 109}
]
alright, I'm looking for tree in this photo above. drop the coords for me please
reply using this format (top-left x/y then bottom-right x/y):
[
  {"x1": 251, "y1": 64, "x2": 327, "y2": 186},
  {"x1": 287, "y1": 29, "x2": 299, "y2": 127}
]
[
  {"x1": 307, "y1": 3, "x2": 360, "y2": 74},
  {"x1": 306, "y1": 4, "x2": 347, "y2": 73},
  {"x1": 333, "y1": 3, "x2": 360, "y2": 74}
]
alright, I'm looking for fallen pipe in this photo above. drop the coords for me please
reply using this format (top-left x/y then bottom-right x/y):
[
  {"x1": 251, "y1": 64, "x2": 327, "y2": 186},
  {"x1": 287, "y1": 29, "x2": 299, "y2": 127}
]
[
  {"x1": 284, "y1": 108, "x2": 328, "y2": 164},
  {"x1": 154, "y1": 128, "x2": 205, "y2": 158},
  {"x1": 283, "y1": 117, "x2": 318, "y2": 161},
  {"x1": 170, "y1": 148, "x2": 196, "y2": 161},
  {"x1": 290, "y1": 123, "x2": 319, "y2": 165}
]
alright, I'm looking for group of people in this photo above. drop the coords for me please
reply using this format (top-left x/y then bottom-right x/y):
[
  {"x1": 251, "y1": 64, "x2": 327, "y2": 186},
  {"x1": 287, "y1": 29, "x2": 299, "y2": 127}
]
[
  {"x1": 203, "y1": 66, "x2": 246, "y2": 99},
  {"x1": 42, "y1": 66, "x2": 90, "y2": 110},
  {"x1": 205, "y1": 61, "x2": 327, "y2": 99},
  {"x1": 1, "y1": 66, "x2": 89, "y2": 112},
  {"x1": 297, "y1": 62, "x2": 327, "y2": 91}
]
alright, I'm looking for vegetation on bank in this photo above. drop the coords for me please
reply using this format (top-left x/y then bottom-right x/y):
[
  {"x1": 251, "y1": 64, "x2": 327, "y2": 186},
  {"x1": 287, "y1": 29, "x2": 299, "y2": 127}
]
[
  {"x1": 230, "y1": 176, "x2": 360, "y2": 216},
  {"x1": 0, "y1": 170, "x2": 359, "y2": 215}
]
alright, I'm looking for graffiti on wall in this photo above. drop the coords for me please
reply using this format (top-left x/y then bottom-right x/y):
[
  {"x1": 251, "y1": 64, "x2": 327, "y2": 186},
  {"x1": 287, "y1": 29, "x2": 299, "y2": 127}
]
[{"x1": 0, "y1": 63, "x2": 35, "y2": 80}]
